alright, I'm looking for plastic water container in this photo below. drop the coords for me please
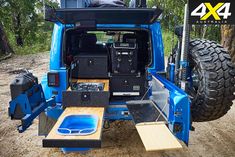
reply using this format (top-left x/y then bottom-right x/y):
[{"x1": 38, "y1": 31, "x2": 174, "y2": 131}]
[
  {"x1": 57, "y1": 115, "x2": 99, "y2": 136},
  {"x1": 60, "y1": 0, "x2": 87, "y2": 8}
]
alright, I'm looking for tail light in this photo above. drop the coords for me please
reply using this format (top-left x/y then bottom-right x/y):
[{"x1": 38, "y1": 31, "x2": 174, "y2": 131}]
[{"x1": 47, "y1": 72, "x2": 60, "y2": 87}]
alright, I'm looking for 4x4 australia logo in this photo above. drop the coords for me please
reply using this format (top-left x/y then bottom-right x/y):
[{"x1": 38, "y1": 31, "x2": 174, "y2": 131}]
[{"x1": 189, "y1": 0, "x2": 235, "y2": 24}]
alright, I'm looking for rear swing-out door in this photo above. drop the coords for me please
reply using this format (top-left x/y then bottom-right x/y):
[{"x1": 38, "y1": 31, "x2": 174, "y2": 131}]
[{"x1": 126, "y1": 73, "x2": 190, "y2": 151}]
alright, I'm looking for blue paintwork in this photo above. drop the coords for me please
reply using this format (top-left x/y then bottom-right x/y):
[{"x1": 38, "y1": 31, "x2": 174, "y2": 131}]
[
  {"x1": 45, "y1": 103, "x2": 63, "y2": 120},
  {"x1": 9, "y1": 84, "x2": 45, "y2": 116},
  {"x1": 169, "y1": 63, "x2": 175, "y2": 83},
  {"x1": 41, "y1": 68, "x2": 68, "y2": 103},
  {"x1": 50, "y1": 23, "x2": 65, "y2": 70},
  {"x1": 41, "y1": 74, "x2": 52, "y2": 100},
  {"x1": 148, "y1": 22, "x2": 165, "y2": 72},
  {"x1": 50, "y1": 68, "x2": 68, "y2": 102},
  {"x1": 46, "y1": 23, "x2": 68, "y2": 102},
  {"x1": 61, "y1": 147, "x2": 90, "y2": 153},
  {"x1": 151, "y1": 73, "x2": 190, "y2": 144}
]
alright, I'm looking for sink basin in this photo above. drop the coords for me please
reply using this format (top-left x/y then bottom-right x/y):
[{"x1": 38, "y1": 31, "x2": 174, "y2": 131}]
[{"x1": 57, "y1": 115, "x2": 99, "y2": 136}]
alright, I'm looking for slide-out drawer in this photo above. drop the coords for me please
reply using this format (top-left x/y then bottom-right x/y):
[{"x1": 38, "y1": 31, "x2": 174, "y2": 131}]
[
  {"x1": 63, "y1": 79, "x2": 109, "y2": 107},
  {"x1": 43, "y1": 107, "x2": 104, "y2": 148}
]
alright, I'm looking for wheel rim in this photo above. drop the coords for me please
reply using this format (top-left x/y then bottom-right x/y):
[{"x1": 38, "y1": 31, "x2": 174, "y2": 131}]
[
  {"x1": 188, "y1": 66, "x2": 200, "y2": 99},
  {"x1": 191, "y1": 67, "x2": 199, "y2": 91}
]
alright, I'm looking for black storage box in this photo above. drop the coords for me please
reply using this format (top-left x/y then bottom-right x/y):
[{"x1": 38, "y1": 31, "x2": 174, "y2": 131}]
[
  {"x1": 111, "y1": 42, "x2": 138, "y2": 74},
  {"x1": 10, "y1": 72, "x2": 38, "y2": 99},
  {"x1": 72, "y1": 53, "x2": 108, "y2": 78},
  {"x1": 9, "y1": 72, "x2": 38, "y2": 119},
  {"x1": 62, "y1": 91, "x2": 109, "y2": 107},
  {"x1": 110, "y1": 74, "x2": 146, "y2": 97}
]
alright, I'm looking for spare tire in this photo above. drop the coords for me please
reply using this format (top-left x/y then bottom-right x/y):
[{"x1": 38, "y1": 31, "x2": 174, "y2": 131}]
[{"x1": 189, "y1": 39, "x2": 235, "y2": 122}]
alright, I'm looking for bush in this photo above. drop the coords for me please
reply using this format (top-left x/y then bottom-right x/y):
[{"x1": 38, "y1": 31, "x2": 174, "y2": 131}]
[
  {"x1": 162, "y1": 29, "x2": 177, "y2": 56},
  {"x1": 7, "y1": 29, "x2": 52, "y2": 55}
]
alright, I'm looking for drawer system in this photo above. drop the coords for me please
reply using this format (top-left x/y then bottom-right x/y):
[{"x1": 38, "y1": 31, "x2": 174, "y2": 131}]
[
  {"x1": 43, "y1": 79, "x2": 109, "y2": 148},
  {"x1": 63, "y1": 79, "x2": 110, "y2": 107},
  {"x1": 43, "y1": 107, "x2": 105, "y2": 148}
]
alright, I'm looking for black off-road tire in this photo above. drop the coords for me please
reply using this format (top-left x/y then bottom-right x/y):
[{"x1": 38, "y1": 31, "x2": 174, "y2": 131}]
[{"x1": 189, "y1": 39, "x2": 235, "y2": 122}]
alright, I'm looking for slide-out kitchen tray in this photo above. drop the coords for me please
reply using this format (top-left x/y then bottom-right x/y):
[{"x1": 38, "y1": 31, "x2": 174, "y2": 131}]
[{"x1": 43, "y1": 107, "x2": 104, "y2": 148}]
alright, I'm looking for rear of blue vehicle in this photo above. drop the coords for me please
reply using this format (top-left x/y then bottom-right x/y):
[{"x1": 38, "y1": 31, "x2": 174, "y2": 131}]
[{"x1": 8, "y1": 6, "x2": 190, "y2": 151}]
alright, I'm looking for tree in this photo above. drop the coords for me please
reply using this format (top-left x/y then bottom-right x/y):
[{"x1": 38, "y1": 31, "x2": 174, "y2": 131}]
[
  {"x1": 221, "y1": 25, "x2": 235, "y2": 62},
  {"x1": 0, "y1": 22, "x2": 14, "y2": 55},
  {"x1": 1, "y1": 0, "x2": 38, "y2": 47},
  {"x1": 0, "y1": 1, "x2": 13, "y2": 56},
  {"x1": 148, "y1": 0, "x2": 187, "y2": 30}
]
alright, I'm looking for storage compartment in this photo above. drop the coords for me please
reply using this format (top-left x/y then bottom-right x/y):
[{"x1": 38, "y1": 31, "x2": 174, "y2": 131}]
[
  {"x1": 111, "y1": 42, "x2": 138, "y2": 74},
  {"x1": 64, "y1": 30, "x2": 151, "y2": 101},
  {"x1": 63, "y1": 79, "x2": 109, "y2": 107},
  {"x1": 110, "y1": 75, "x2": 146, "y2": 97},
  {"x1": 10, "y1": 72, "x2": 38, "y2": 99},
  {"x1": 72, "y1": 53, "x2": 108, "y2": 79},
  {"x1": 9, "y1": 72, "x2": 39, "y2": 120}
]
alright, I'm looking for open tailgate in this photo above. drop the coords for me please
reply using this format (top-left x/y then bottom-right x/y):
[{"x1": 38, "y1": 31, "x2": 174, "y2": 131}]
[
  {"x1": 45, "y1": 6, "x2": 162, "y2": 25},
  {"x1": 126, "y1": 73, "x2": 190, "y2": 151}
]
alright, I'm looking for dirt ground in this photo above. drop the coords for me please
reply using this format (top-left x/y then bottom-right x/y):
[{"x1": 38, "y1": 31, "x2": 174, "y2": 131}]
[{"x1": 0, "y1": 53, "x2": 234, "y2": 157}]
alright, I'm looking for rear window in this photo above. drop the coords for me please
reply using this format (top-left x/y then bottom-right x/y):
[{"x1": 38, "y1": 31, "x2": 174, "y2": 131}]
[{"x1": 87, "y1": 31, "x2": 135, "y2": 44}]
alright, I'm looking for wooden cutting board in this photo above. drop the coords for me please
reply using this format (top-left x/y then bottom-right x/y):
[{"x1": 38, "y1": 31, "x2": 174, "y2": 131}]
[{"x1": 136, "y1": 122, "x2": 182, "y2": 151}]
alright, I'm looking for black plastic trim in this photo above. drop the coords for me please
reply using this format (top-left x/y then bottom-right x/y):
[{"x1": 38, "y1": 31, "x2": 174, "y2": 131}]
[
  {"x1": 127, "y1": 103, "x2": 165, "y2": 124},
  {"x1": 63, "y1": 91, "x2": 109, "y2": 107},
  {"x1": 43, "y1": 139, "x2": 101, "y2": 148},
  {"x1": 45, "y1": 7, "x2": 162, "y2": 24}
]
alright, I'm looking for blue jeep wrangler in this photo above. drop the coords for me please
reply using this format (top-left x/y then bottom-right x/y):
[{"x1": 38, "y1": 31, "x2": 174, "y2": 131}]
[{"x1": 8, "y1": 0, "x2": 235, "y2": 152}]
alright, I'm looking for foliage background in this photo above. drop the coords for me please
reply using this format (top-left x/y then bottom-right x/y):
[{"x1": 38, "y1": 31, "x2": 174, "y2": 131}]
[
  {"x1": 0, "y1": 0, "x2": 221, "y2": 56},
  {"x1": 0, "y1": 0, "x2": 58, "y2": 55}
]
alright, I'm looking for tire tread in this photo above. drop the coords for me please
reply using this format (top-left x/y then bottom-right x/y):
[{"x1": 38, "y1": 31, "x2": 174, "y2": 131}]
[{"x1": 190, "y1": 39, "x2": 235, "y2": 122}]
